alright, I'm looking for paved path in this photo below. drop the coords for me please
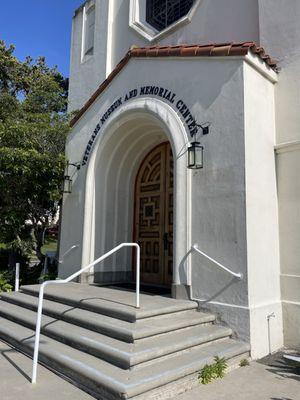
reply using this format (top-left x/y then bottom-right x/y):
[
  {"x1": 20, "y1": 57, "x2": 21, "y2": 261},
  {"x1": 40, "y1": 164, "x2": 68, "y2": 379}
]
[
  {"x1": 178, "y1": 351, "x2": 300, "y2": 400},
  {"x1": 0, "y1": 341, "x2": 299, "y2": 400},
  {"x1": 0, "y1": 341, "x2": 93, "y2": 400}
]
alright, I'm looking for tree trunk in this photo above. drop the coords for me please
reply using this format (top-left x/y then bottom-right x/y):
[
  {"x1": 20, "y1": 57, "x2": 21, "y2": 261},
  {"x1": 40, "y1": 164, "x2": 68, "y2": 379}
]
[{"x1": 33, "y1": 224, "x2": 46, "y2": 263}]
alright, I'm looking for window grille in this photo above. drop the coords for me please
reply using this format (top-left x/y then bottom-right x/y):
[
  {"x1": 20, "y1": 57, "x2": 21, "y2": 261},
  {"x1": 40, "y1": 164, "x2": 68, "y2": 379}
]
[{"x1": 146, "y1": 0, "x2": 195, "y2": 31}]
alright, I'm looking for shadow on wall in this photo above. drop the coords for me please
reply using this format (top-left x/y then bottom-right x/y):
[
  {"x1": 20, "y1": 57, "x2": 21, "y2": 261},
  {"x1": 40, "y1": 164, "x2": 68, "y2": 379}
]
[
  {"x1": 178, "y1": 247, "x2": 192, "y2": 284},
  {"x1": 178, "y1": 247, "x2": 243, "y2": 304},
  {"x1": 189, "y1": 250, "x2": 244, "y2": 304}
]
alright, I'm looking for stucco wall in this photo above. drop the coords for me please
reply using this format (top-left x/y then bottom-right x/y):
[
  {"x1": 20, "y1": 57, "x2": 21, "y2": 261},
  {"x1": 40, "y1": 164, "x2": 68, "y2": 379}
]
[
  {"x1": 258, "y1": 1, "x2": 300, "y2": 349},
  {"x1": 69, "y1": 0, "x2": 260, "y2": 111},
  {"x1": 64, "y1": 0, "x2": 300, "y2": 356},
  {"x1": 61, "y1": 57, "x2": 247, "y2": 282},
  {"x1": 244, "y1": 62, "x2": 283, "y2": 358},
  {"x1": 189, "y1": 62, "x2": 249, "y2": 336},
  {"x1": 110, "y1": 0, "x2": 259, "y2": 73},
  {"x1": 258, "y1": 0, "x2": 300, "y2": 144},
  {"x1": 68, "y1": 1, "x2": 109, "y2": 112},
  {"x1": 60, "y1": 55, "x2": 281, "y2": 357},
  {"x1": 276, "y1": 143, "x2": 300, "y2": 349},
  {"x1": 69, "y1": 0, "x2": 300, "y2": 142}
]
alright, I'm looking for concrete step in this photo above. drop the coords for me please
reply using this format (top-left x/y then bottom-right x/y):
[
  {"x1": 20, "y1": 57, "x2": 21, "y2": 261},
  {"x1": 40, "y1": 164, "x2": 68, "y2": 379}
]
[
  {"x1": 0, "y1": 294, "x2": 215, "y2": 343},
  {"x1": 0, "y1": 299, "x2": 230, "y2": 369},
  {"x1": 0, "y1": 316, "x2": 249, "y2": 400},
  {"x1": 20, "y1": 283, "x2": 197, "y2": 322}
]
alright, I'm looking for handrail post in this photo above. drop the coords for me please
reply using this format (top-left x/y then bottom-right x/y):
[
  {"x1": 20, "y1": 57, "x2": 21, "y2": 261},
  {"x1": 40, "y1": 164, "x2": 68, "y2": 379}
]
[
  {"x1": 32, "y1": 283, "x2": 45, "y2": 384},
  {"x1": 15, "y1": 263, "x2": 20, "y2": 292},
  {"x1": 136, "y1": 244, "x2": 140, "y2": 308}
]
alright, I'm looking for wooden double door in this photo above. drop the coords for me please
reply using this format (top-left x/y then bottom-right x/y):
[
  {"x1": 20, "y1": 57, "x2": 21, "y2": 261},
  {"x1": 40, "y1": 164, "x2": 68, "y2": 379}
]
[{"x1": 134, "y1": 142, "x2": 173, "y2": 285}]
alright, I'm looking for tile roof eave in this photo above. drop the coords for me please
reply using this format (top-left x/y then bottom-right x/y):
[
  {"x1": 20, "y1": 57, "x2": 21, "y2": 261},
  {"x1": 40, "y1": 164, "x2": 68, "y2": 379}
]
[{"x1": 70, "y1": 42, "x2": 278, "y2": 127}]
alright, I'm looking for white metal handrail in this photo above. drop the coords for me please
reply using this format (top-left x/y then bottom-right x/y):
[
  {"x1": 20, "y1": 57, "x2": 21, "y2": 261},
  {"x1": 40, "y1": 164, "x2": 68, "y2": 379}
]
[
  {"x1": 31, "y1": 242, "x2": 140, "y2": 384},
  {"x1": 58, "y1": 244, "x2": 79, "y2": 263},
  {"x1": 15, "y1": 263, "x2": 20, "y2": 292},
  {"x1": 192, "y1": 244, "x2": 243, "y2": 280}
]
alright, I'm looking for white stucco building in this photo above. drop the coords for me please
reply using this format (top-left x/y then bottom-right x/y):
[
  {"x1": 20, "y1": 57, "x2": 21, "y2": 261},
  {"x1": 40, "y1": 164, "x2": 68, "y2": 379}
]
[{"x1": 59, "y1": 0, "x2": 300, "y2": 359}]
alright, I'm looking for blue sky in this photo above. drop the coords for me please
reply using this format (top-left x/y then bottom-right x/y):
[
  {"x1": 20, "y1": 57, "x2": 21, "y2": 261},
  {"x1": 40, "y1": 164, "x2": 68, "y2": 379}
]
[{"x1": 0, "y1": 0, "x2": 84, "y2": 77}]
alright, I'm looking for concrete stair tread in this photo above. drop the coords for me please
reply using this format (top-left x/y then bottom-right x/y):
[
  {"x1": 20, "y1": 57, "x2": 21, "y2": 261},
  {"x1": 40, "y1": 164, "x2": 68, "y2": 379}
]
[
  {"x1": 0, "y1": 316, "x2": 249, "y2": 399},
  {"x1": 21, "y1": 283, "x2": 197, "y2": 322},
  {"x1": 0, "y1": 295, "x2": 215, "y2": 342},
  {"x1": 0, "y1": 299, "x2": 230, "y2": 368}
]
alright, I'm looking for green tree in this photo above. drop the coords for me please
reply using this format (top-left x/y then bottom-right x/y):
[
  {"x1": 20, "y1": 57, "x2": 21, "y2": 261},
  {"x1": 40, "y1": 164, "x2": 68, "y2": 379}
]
[{"x1": 0, "y1": 40, "x2": 70, "y2": 263}]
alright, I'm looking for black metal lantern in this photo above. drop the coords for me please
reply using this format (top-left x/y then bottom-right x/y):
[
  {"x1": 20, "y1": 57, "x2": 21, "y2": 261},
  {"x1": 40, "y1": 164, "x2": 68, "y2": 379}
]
[
  {"x1": 62, "y1": 161, "x2": 81, "y2": 194},
  {"x1": 62, "y1": 175, "x2": 72, "y2": 193},
  {"x1": 187, "y1": 141, "x2": 203, "y2": 169}
]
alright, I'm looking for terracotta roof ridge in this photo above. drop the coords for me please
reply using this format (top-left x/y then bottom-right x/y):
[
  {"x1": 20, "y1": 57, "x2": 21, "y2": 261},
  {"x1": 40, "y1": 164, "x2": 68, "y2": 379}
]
[{"x1": 70, "y1": 41, "x2": 278, "y2": 127}]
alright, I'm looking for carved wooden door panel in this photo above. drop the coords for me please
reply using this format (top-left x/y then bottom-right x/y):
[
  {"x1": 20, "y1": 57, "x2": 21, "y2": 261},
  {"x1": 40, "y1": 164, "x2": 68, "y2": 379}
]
[{"x1": 134, "y1": 142, "x2": 173, "y2": 285}]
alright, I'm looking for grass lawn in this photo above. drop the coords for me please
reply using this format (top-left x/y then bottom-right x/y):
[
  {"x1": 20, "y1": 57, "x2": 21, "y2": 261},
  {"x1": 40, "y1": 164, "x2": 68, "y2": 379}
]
[
  {"x1": 29, "y1": 236, "x2": 58, "y2": 262},
  {"x1": 42, "y1": 237, "x2": 58, "y2": 254},
  {"x1": 1, "y1": 237, "x2": 58, "y2": 262}
]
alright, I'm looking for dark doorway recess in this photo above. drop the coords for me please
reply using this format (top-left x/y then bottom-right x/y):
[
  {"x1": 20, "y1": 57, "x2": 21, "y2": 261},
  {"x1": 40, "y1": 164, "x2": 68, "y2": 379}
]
[{"x1": 107, "y1": 282, "x2": 171, "y2": 296}]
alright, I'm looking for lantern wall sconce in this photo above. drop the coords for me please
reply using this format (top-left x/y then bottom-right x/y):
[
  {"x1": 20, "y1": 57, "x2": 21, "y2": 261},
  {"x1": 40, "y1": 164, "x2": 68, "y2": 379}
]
[
  {"x1": 187, "y1": 141, "x2": 204, "y2": 169},
  {"x1": 187, "y1": 122, "x2": 210, "y2": 169},
  {"x1": 62, "y1": 161, "x2": 81, "y2": 194}
]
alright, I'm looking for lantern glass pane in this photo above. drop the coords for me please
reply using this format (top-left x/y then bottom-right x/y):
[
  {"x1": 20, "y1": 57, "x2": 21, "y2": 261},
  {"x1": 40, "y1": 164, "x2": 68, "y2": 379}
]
[
  {"x1": 63, "y1": 176, "x2": 72, "y2": 193},
  {"x1": 188, "y1": 146, "x2": 195, "y2": 167},
  {"x1": 195, "y1": 146, "x2": 203, "y2": 167}
]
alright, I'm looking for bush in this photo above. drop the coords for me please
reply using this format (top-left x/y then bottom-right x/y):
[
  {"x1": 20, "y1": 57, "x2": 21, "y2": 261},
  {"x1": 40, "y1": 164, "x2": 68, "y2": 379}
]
[
  {"x1": 0, "y1": 248, "x2": 10, "y2": 271},
  {"x1": 0, "y1": 271, "x2": 13, "y2": 293},
  {"x1": 0, "y1": 248, "x2": 58, "y2": 286},
  {"x1": 0, "y1": 248, "x2": 29, "y2": 272},
  {"x1": 0, "y1": 248, "x2": 44, "y2": 286}
]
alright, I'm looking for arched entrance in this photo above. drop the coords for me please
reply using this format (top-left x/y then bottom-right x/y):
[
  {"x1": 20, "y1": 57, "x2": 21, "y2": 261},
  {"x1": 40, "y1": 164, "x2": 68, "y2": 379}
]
[
  {"x1": 134, "y1": 142, "x2": 173, "y2": 286},
  {"x1": 81, "y1": 97, "x2": 191, "y2": 296}
]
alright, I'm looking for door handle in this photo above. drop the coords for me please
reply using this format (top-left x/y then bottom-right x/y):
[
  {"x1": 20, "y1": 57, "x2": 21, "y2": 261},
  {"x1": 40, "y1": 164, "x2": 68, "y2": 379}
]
[{"x1": 163, "y1": 233, "x2": 168, "y2": 251}]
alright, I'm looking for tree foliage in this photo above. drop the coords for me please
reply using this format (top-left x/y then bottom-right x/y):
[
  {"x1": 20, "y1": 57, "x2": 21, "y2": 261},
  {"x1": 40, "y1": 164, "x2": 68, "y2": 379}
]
[{"x1": 0, "y1": 40, "x2": 70, "y2": 262}]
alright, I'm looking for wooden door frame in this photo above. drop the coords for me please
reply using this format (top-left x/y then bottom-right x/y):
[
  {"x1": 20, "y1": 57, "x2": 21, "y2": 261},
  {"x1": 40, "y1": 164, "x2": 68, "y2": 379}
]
[{"x1": 132, "y1": 141, "x2": 173, "y2": 286}]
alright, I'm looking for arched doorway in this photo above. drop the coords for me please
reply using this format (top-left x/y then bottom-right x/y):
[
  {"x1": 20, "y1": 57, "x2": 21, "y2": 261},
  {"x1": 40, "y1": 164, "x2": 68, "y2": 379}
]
[
  {"x1": 134, "y1": 142, "x2": 173, "y2": 286},
  {"x1": 80, "y1": 98, "x2": 191, "y2": 295}
]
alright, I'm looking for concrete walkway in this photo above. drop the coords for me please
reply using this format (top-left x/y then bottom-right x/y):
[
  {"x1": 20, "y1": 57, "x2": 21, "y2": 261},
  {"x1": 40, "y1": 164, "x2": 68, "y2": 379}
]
[
  {"x1": 0, "y1": 341, "x2": 93, "y2": 400},
  {"x1": 0, "y1": 340, "x2": 299, "y2": 400},
  {"x1": 178, "y1": 351, "x2": 300, "y2": 400}
]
